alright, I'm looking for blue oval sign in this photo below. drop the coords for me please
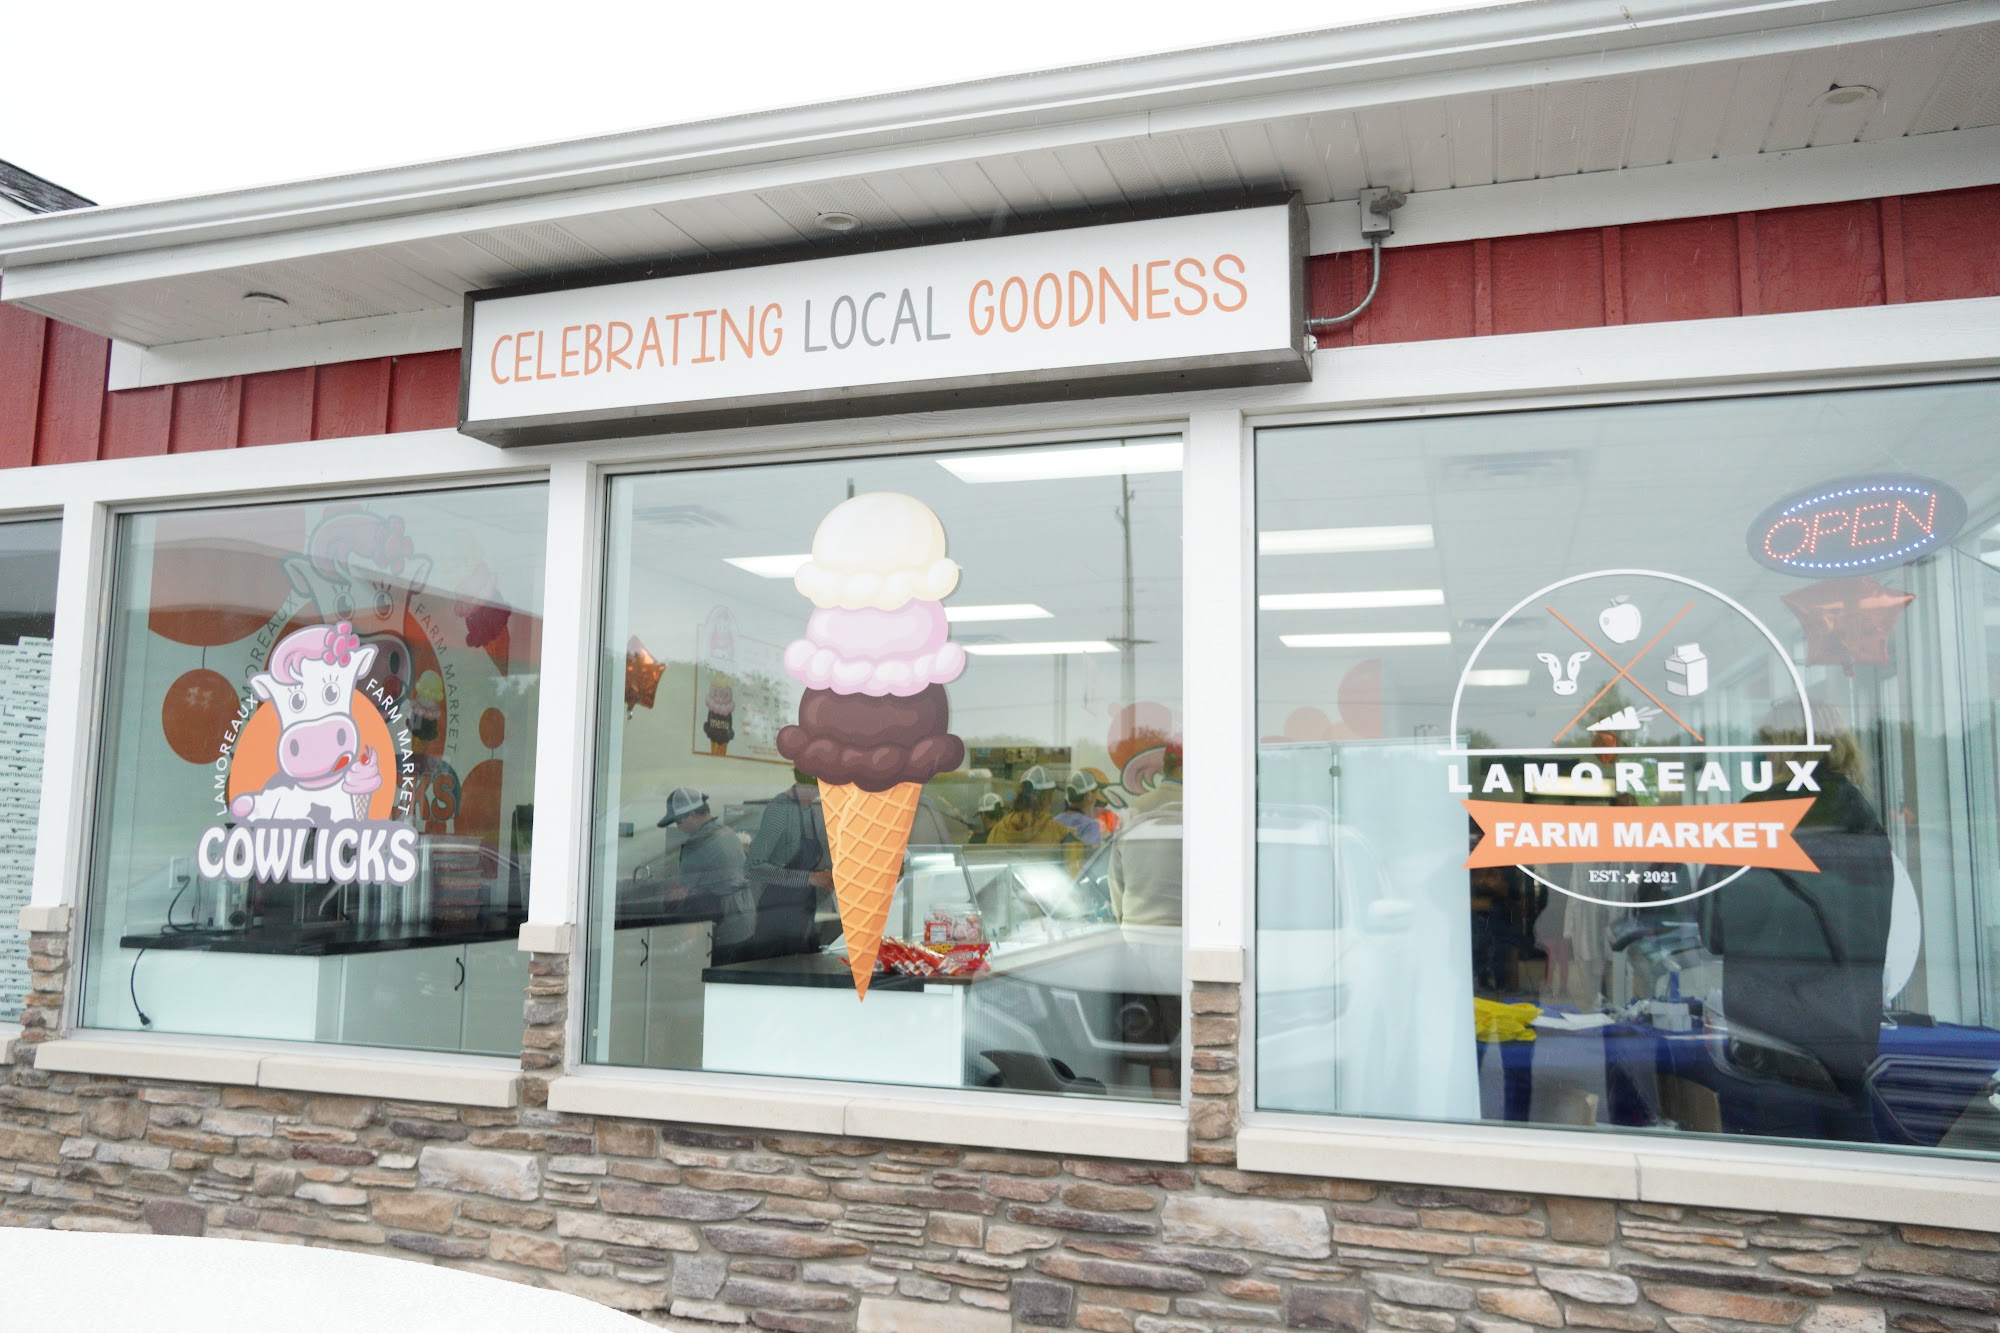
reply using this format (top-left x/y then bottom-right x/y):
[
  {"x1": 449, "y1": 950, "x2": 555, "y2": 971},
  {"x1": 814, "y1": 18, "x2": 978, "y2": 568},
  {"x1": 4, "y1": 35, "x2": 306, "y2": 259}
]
[{"x1": 1747, "y1": 474, "x2": 1966, "y2": 577}]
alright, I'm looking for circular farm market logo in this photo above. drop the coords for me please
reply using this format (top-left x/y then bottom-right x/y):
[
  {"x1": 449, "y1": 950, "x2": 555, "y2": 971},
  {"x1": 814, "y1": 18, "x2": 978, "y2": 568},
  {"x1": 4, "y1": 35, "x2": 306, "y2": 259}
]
[
  {"x1": 1445, "y1": 569, "x2": 1824, "y2": 908},
  {"x1": 198, "y1": 621, "x2": 419, "y2": 886}
]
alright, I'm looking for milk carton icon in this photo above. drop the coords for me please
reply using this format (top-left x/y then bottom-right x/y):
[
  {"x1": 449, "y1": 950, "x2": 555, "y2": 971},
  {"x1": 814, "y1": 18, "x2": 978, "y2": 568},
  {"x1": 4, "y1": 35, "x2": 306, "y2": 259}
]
[{"x1": 1666, "y1": 643, "x2": 1708, "y2": 697}]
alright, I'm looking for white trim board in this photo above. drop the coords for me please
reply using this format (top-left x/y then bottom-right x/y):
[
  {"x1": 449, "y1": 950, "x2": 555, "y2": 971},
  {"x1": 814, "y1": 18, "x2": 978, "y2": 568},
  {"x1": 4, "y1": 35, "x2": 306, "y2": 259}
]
[
  {"x1": 106, "y1": 307, "x2": 462, "y2": 391},
  {"x1": 1306, "y1": 125, "x2": 2000, "y2": 255}
]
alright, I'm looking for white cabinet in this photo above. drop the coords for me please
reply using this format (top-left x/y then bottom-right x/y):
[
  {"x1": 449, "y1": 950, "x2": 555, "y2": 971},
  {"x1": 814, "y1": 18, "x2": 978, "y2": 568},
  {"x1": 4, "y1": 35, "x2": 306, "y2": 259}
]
[
  {"x1": 597, "y1": 921, "x2": 712, "y2": 1069},
  {"x1": 460, "y1": 938, "x2": 531, "y2": 1056},
  {"x1": 335, "y1": 947, "x2": 465, "y2": 1051}
]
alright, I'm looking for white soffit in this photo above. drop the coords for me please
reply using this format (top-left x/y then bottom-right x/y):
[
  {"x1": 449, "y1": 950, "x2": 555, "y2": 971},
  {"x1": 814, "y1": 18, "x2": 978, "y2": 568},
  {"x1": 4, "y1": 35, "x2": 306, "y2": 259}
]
[{"x1": 5, "y1": 0, "x2": 2000, "y2": 365}]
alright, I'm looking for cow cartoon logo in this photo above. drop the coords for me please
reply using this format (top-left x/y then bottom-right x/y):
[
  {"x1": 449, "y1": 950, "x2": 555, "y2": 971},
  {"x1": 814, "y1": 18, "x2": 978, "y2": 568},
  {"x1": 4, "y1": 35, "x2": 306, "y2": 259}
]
[{"x1": 197, "y1": 620, "x2": 420, "y2": 887}]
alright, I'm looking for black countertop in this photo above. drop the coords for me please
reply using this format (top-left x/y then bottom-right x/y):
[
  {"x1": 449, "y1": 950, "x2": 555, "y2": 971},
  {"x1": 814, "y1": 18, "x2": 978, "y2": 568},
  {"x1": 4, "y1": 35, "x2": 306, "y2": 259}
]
[
  {"x1": 120, "y1": 904, "x2": 723, "y2": 958},
  {"x1": 702, "y1": 952, "x2": 932, "y2": 992},
  {"x1": 121, "y1": 914, "x2": 526, "y2": 957}
]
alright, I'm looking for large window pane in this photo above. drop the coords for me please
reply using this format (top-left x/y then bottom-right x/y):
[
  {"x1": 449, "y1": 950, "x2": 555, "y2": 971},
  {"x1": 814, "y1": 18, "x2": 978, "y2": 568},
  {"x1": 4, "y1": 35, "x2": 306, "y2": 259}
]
[
  {"x1": 588, "y1": 438, "x2": 1184, "y2": 1102},
  {"x1": 1, "y1": 519, "x2": 60, "y2": 1024},
  {"x1": 1256, "y1": 382, "x2": 2000, "y2": 1157},
  {"x1": 80, "y1": 487, "x2": 548, "y2": 1055}
]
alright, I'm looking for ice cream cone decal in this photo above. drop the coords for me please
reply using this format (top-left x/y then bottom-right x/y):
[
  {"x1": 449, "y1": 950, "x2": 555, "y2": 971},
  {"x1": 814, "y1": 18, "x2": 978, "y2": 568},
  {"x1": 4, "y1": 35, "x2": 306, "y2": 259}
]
[{"x1": 776, "y1": 493, "x2": 966, "y2": 998}]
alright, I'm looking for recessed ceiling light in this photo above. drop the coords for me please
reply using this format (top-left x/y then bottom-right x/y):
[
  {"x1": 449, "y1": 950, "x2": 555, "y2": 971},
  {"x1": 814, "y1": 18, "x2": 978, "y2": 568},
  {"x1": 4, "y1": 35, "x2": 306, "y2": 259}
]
[
  {"x1": 1280, "y1": 631, "x2": 1452, "y2": 649},
  {"x1": 944, "y1": 604, "x2": 1053, "y2": 623},
  {"x1": 242, "y1": 291, "x2": 289, "y2": 307},
  {"x1": 938, "y1": 441, "x2": 1182, "y2": 483},
  {"x1": 1259, "y1": 524, "x2": 1435, "y2": 555},
  {"x1": 816, "y1": 211, "x2": 861, "y2": 233},
  {"x1": 963, "y1": 640, "x2": 1118, "y2": 656},
  {"x1": 724, "y1": 554, "x2": 811, "y2": 578},
  {"x1": 1259, "y1": 589, "x2": 1445, "y2": 611},
  {"x1": 1465, "y1": 668, "x2": 1531, "y2": 687},
  {"x1": 1813, "y1": 84, "x2": 1878, "y2": 109}
]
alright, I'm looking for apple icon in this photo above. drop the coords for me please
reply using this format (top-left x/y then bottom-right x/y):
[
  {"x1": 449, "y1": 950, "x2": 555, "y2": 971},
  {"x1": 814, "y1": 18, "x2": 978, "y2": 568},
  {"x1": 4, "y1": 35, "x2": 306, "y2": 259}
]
[{"x1": 1600, "y1": 595, "x2": 1642, "y2": 645}]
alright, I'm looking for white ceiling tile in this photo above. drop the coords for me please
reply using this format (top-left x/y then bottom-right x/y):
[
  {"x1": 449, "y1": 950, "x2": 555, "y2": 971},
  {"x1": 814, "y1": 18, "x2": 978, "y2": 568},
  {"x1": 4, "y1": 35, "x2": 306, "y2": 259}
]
[
  {"x1": 1401, "y1": 99, "x2": 1454, "y2": 194},
  {"x1": 1493, "y1": 88, "x2": 1539, "y2": 183},
  {"x1": 1444, "y1": 94, "x2": 1496, "y2": 188}
]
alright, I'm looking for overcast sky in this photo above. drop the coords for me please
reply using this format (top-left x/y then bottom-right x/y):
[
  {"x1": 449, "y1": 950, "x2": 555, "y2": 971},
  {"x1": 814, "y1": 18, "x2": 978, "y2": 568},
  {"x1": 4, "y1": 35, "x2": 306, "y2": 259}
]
[{"x1": 5, "y1": 0, "x2": 1512, "y2": 207}]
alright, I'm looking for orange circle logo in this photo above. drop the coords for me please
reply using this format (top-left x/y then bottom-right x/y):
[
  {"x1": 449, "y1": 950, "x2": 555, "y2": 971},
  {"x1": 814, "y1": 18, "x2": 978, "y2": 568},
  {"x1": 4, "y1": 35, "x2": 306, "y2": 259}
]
[{"x1": 225, "y1": 692, "x2": 399, "y2": 821}]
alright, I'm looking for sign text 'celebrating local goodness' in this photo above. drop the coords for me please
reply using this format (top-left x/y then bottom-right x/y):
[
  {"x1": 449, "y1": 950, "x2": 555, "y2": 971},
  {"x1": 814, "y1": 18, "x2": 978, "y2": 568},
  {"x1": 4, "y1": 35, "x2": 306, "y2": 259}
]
[{"x1": 459, "y1": 203, "x2": 1306, "y2": 445}]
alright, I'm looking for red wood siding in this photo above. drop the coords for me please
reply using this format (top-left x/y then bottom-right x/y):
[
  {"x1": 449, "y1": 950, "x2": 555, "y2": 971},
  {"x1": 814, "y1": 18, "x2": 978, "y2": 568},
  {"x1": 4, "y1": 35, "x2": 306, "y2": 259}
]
[{"x1": 1, "y1": 185, "x2": 1995, "y2": 470}]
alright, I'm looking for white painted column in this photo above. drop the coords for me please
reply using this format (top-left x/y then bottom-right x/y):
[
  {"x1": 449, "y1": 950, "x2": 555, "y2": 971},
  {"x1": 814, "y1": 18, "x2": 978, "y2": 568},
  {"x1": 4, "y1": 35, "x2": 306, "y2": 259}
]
[
  {"x1": 520, "y1": 459, "x2": 600, "y2": 953},
  {"x1": 1179, "y1": 408, "x2": 1253, "y2": 983},
  {"x1": 24, "y1": 497, "x2": 111, "y2": 933}
]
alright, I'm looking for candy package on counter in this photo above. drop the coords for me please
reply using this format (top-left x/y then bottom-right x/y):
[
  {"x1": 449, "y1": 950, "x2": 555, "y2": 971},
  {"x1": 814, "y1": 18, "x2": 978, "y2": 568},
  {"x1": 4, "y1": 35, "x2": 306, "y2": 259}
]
[
  {"x1": 875, "y1": 936, "x2": 992, "y2": 979},
  {"x1": 923, "y1": 906, "x2": 984, "y2": 947}
]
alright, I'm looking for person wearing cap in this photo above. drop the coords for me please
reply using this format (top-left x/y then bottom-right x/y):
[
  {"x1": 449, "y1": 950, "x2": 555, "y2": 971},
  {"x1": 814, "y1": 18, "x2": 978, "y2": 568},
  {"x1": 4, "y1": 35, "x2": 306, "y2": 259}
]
[
  {"x1": 987, "y1": 765, "x2": 1076, "y2": 848},
  {"x1": 1053, "y1": 770, "x2": 1106, "y2": 848},
  {"x1": 967, "y1": 791, "x2": 1007, "y2": 845},
  {"x1": 660, "y1": 787, "x2": 754, "y2": 963}
]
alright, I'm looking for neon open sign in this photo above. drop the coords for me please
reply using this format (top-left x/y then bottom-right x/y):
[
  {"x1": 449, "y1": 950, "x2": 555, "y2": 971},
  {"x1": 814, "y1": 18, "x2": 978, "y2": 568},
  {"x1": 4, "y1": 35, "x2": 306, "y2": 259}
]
[{"x1": 1747, "y1": 474, "x2": 1966, "y2": 577}]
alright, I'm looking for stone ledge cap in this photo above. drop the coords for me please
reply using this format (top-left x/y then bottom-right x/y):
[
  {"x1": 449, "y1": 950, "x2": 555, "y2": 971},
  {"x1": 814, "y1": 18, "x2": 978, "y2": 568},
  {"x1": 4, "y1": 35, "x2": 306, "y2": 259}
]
[{"x1": 32, "y1": 1037, "x2": 263, "y2": 1086}]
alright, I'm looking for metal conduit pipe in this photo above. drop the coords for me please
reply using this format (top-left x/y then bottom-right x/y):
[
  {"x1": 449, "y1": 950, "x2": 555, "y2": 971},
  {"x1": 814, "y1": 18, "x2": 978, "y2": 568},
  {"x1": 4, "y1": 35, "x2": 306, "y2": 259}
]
[{"x1": 1305, "y1": 188, "x2": 1406, "y2": 347}]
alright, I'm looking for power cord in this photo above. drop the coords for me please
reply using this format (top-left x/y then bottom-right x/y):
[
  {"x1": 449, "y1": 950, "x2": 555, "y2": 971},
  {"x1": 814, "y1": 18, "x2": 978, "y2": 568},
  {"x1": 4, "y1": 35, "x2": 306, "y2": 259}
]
[{"x1": 128, "y1": 948, "x2": 153, "y2": 1027}]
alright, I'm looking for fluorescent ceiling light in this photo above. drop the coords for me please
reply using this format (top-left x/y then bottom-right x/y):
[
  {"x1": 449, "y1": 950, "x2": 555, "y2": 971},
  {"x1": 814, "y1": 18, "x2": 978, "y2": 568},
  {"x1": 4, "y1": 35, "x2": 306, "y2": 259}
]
[
  {"x1": 938, "y1": 441, "x2": 1182, "y2": 483},
  {"x1": 944, "y1": 603, "x2": 1053, "y2": 623},
  {"x1": 963, "y1": 640, "x2": 1118, "y2": 656},
  {"x1": 724, "y1": 554, "x2": 810, "y2": 578},
  {"x1": 1465, "y1": 668, "x2": 1530, "y2": 687},
  {"x1": 1259, "y1": 524, "x2": 1435, "y2": 555},
  {"x1": 1280, "y1": 631, "x2": 1452, "y2": 649},
  {"x1": 1259, "y1": 589, "x2": 1444, "y2": 611}
]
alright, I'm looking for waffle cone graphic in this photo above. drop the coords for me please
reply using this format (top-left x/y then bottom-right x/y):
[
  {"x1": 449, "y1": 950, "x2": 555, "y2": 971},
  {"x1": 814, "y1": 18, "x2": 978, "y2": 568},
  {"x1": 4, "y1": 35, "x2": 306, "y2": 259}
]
[{"x1": 820, "y1": 780, "x2": 921, "y2": 1000}]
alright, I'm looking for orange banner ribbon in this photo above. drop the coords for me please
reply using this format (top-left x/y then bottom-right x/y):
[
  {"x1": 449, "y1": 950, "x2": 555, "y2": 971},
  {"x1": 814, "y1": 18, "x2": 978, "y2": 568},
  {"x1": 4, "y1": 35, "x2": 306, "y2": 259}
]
[{"x1": 1463, "y1": 798, "x2": 1820, "y2": 873}]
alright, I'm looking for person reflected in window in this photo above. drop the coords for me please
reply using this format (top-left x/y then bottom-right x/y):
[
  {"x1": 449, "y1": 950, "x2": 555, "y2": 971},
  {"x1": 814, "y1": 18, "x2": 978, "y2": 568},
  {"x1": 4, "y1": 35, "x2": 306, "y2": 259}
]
[
  {"x1": 967, "y1": 792, "x2": 1006, "y2": 845},
  {"x1": 742, "y1": 768, "x2": 834, "y2": 960},
  {"x1": 659, "y1": 787, "x2": 754, "y2": 967},
  {"x1": 987, "y1": 767, "x2": 1074, "y2": 847},
  {"x1": 1700, "y1": 698, "x2": 1894, "y2": 1144},
  {"x1": 1107, "y1": 754, "x2": 1183, "y2": 929},
  {"x1": 1054, "y1": 771, "x2": 1108, "y2": 850}
]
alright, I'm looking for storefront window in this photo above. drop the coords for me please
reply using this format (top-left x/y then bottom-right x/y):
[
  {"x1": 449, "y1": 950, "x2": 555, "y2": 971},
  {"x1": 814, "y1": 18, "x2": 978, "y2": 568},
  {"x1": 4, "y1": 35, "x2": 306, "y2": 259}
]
[
  {"x1": 587, "y1": 438, "x2": 1184, "y2": 1102},
  {"x1": 79, "y1": 487, "x2": 548, "y2": 1055},
  {"x1": 1, "y1": 519, "x2": 60, "y2": 1025},
  {"x1": 1255, "y1": 381, "x2": 2000, "y2": 1156}
]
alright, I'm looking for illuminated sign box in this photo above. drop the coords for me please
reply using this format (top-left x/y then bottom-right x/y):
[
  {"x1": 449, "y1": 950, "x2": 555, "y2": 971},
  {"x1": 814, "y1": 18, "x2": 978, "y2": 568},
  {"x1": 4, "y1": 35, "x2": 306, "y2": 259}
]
[
  {"x1": 1747, "y1": 475, "x2": 1967, "y2": 577},
  {"x1": 459, "y1": 201, "x2": 1307, "y2": 447}
]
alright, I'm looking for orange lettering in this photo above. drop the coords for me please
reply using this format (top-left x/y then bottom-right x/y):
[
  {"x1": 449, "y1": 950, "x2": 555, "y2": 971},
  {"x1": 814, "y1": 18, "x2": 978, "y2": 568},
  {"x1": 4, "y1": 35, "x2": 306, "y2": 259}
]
[
  {"x1": 513, "y1": 333, "x2": 535, "y2": 382},
  {"x1": 664, "y1": 312, "x2": 688, "y2": 365},
  {"x1": 490, "y1": 333, "x2": 514, "y2": 384},
  {"x1": 968, "y1": 280, "x2": 995, "y2": 336},
  {"x1": 759, "y1": 303, "x2": 783, "y2": 356},
  {"x1": 608, "y1": 321, "x2": 635, "y2": 371},
  {"x1": 1144, "y1": 260, "x2": 1171, "y2": 319},
  {"x1": 560, "y1": 325, "x2": 582, "y2": 377},
  {"x1": 1066, "y1": 270, "x2": 1094, "y2": 326},
  {"x1": 691, "y1": 311, "x2": 717, "y2": 364},
  {"x1": 1099, "y1": 265, "x2": 1139, "y2": 322},
  {"x1": 533, "y1": 331, "x2": 555, "y2": 381},
  {"x1": 1032, "y1": 273, "x2": 1062, "y2": 330},
  {"x1": 582, "y1": 323, "x2": 603, "y2": 375},
  {"x1": 1214, "y1": 254, "x2": 1248, "y2": 311},
  {"x1": 719, "y1": 307, "x2": 754, "y2": 360},
  {"x1": 999, "y1": 277, "x2": 1028, "y2": 333},
  {"x1": 637, "y1": 318, "x2": 664, "y2": 369},
  {"x1": 1173, "y1": 258, "x2": 1209, "y2": 316}
]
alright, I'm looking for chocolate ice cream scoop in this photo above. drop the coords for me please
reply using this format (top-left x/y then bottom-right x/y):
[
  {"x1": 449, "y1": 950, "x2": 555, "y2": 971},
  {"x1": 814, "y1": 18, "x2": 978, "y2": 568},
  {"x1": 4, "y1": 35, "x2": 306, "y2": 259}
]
[{"x1": 776, "y1": 685, "x2": 964, "y2": 791}]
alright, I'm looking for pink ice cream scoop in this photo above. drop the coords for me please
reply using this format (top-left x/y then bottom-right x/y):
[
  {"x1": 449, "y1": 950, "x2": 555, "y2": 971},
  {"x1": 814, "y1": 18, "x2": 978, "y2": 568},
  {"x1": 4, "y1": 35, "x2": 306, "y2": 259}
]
[
  {"x1": 784, "y1": 600, "x2": 966, "y2": 697},
  {"x1": 342, "y1": 746, "x2": 383, "y2": 796},
  {"x1": 706, "y1": 683, "x2": 736, "y2": 716}
]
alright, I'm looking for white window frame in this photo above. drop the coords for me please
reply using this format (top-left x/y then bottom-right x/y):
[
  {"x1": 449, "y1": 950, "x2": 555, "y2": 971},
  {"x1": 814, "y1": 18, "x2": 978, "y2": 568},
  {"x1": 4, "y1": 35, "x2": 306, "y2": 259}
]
[{"x1": 5, "y1": 295, "x2": 1995, "y2": 1173}]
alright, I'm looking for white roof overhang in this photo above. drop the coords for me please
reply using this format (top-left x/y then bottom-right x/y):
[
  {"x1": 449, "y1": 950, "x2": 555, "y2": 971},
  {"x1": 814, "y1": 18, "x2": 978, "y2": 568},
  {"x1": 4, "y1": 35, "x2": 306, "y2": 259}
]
[{"x1": 2, "y1": 0, "x2": 1995, "y2": 382}]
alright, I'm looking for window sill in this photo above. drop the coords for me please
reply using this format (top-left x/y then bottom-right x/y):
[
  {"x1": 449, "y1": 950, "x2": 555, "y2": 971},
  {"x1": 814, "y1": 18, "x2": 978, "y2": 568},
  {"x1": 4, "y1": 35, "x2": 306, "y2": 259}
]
[
  {"x1": 1237, "y1": 1116, "x2": 2000, "y2": 1230},
  {"x1": 548, "y1": 1069, "x2": 1190, "y2": 1161},
  {"x1": 31, "y1": 1035, "x2": 521, "y2": 1108}
]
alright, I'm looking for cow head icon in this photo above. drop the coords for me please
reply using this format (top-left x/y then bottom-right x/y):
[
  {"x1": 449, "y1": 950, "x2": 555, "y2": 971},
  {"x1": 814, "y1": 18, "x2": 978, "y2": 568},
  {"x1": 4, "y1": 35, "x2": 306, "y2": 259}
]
[{"x1": 1536, "y1": 650, "x2": 1592, "y2": 697}]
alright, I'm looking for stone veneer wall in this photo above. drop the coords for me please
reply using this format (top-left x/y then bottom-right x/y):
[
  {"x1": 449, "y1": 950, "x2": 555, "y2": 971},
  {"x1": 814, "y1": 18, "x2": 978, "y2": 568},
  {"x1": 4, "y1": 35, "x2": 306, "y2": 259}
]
[{"x1": 4, "y1": 932, "x2": 1999, "y2": 1333}]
